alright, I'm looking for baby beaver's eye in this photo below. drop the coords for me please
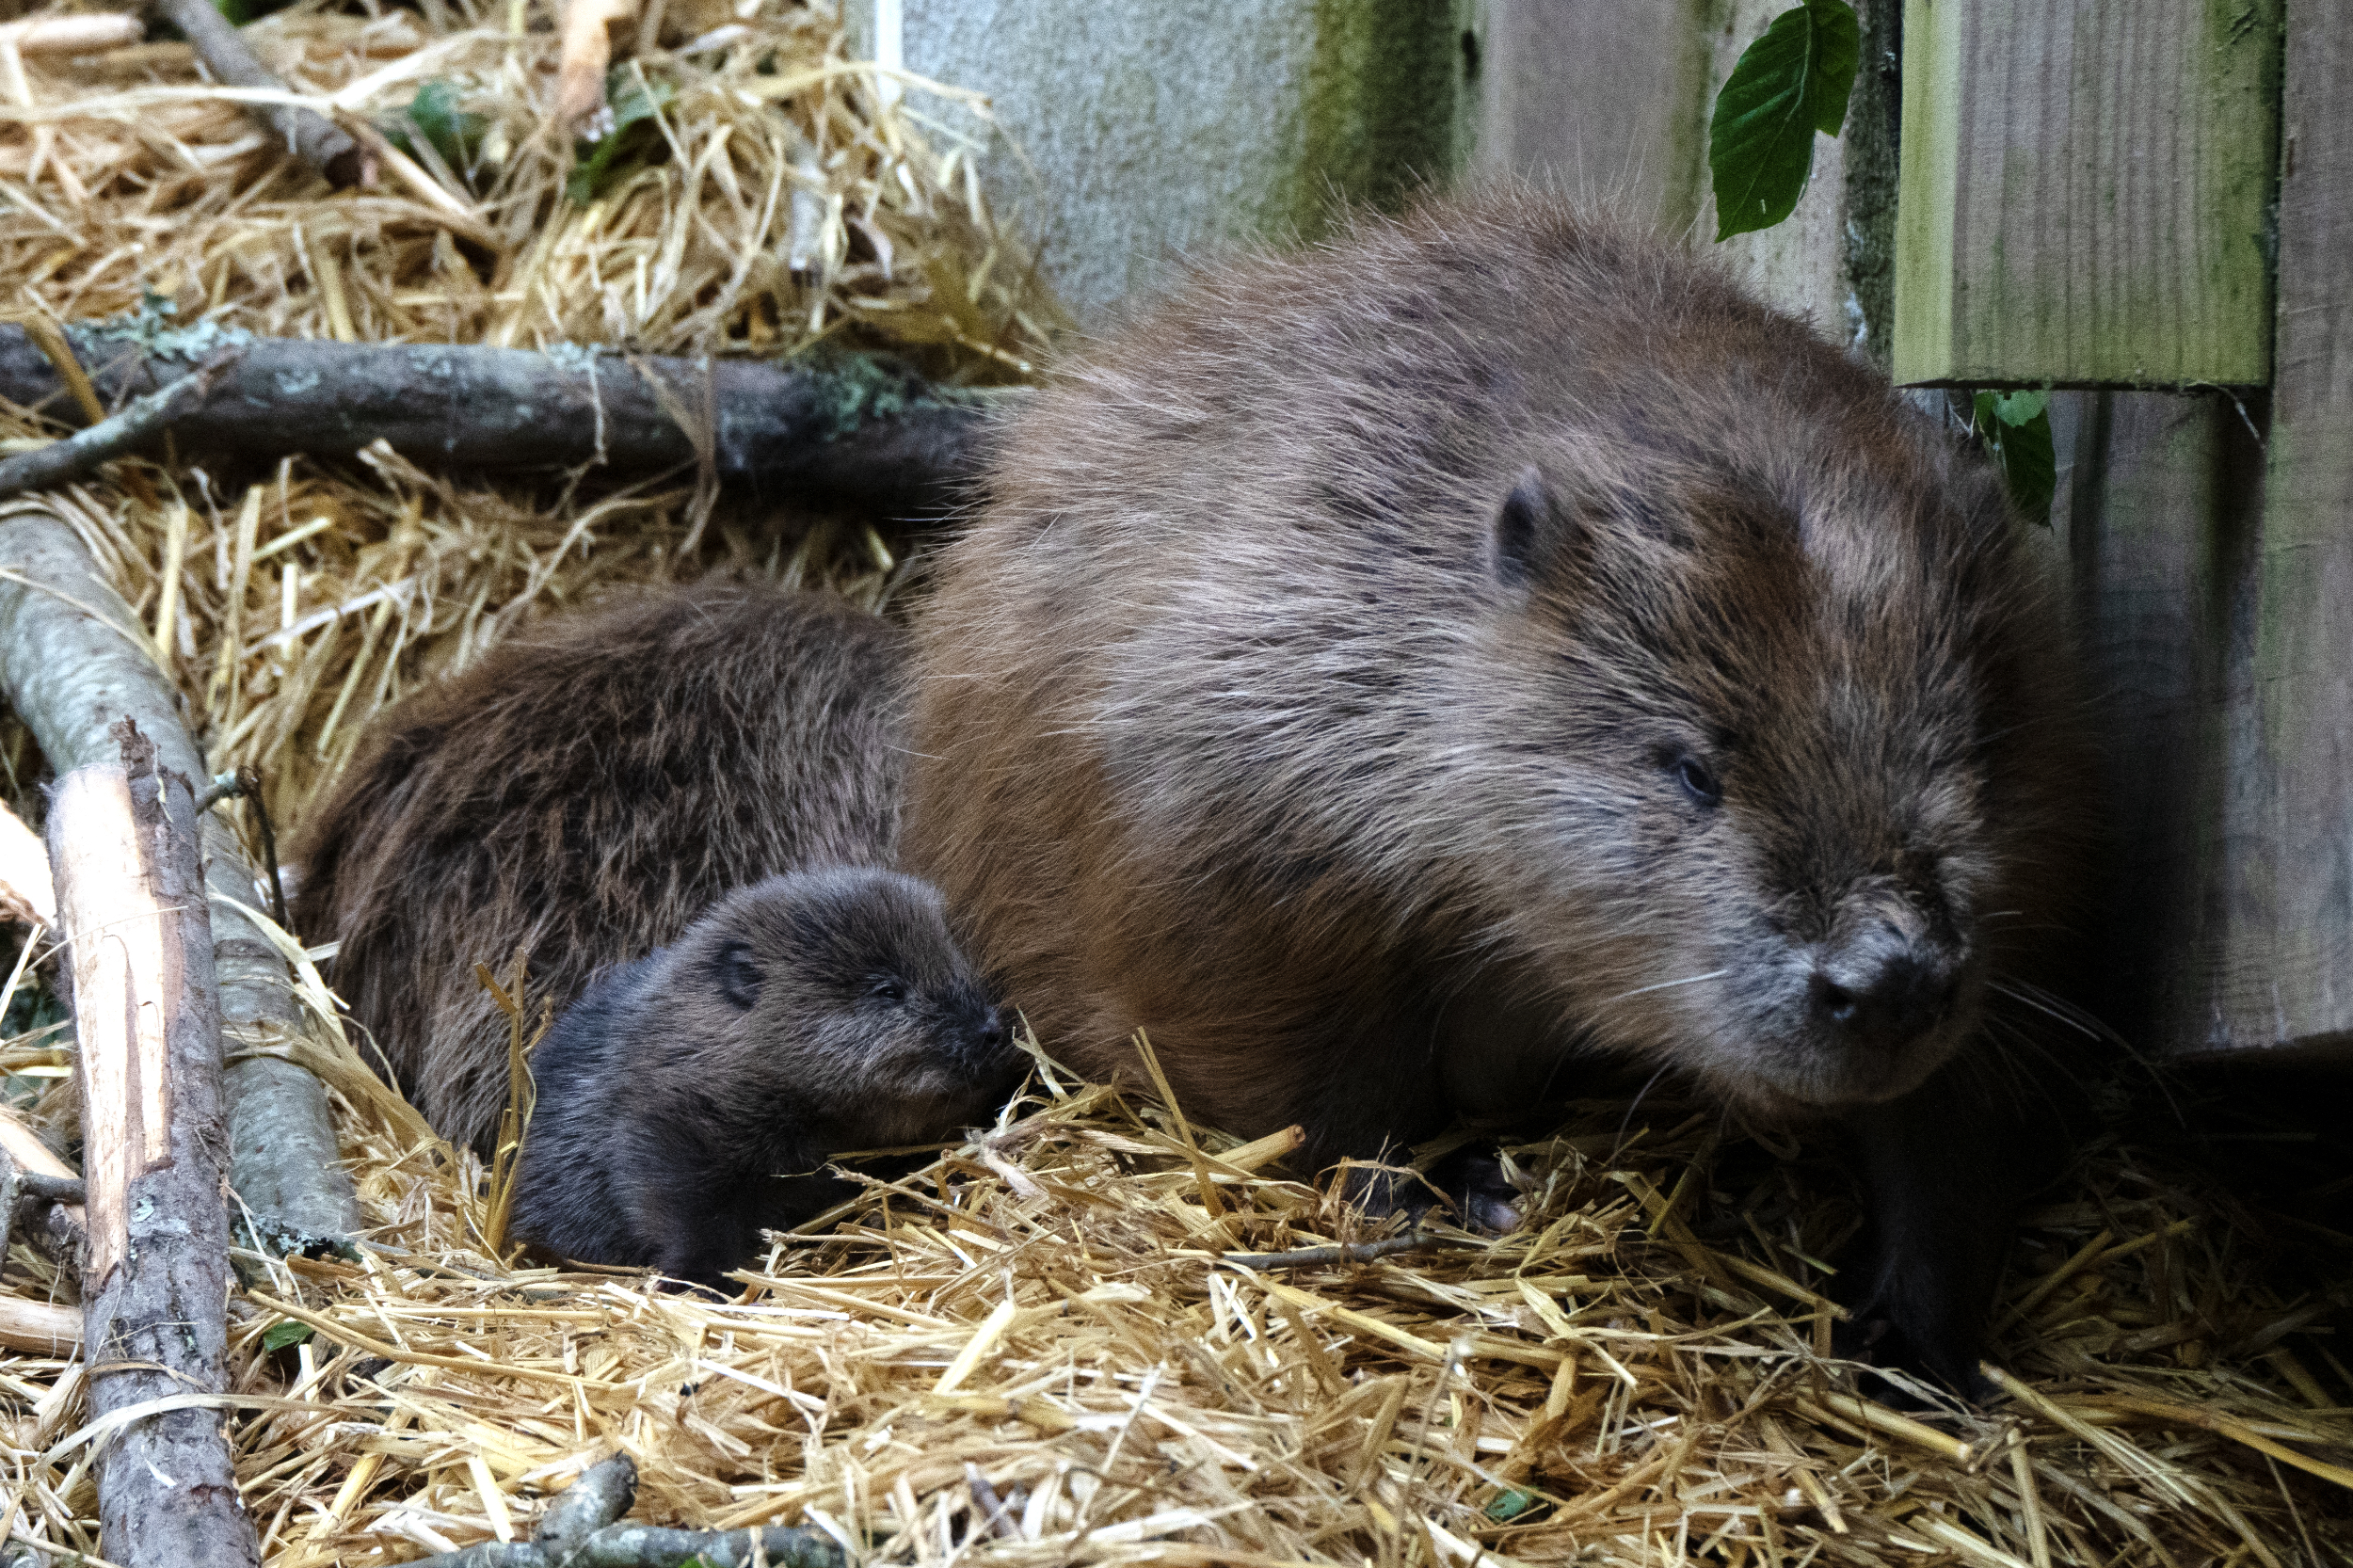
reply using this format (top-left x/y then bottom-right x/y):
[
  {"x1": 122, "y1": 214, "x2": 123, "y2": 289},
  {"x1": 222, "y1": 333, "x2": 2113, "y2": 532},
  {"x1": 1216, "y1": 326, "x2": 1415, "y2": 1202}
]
[
  {"x1": 1672, "y1": 754, "x2": 1722, "y2": 808},
  {"x1": 870, "y1": 979, "x2": 908, "y2": 1004}
]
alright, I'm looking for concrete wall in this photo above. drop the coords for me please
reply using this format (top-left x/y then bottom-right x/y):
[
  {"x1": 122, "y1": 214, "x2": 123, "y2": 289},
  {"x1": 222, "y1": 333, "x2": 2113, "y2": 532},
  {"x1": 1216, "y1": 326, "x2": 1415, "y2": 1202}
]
[{"x1": 845, "y1": 0, "x2": 1476, "y2": 325}]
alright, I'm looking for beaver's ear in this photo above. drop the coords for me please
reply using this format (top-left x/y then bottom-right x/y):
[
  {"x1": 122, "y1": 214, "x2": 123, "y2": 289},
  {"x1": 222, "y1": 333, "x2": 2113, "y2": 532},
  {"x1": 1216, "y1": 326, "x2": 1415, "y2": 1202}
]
[
  {"x1": 1488, "y1": 465, "x2": 1585, "y2": 590},
  {"x1": 716, "y1": 939, "x2": 761, "y2": 1009}
]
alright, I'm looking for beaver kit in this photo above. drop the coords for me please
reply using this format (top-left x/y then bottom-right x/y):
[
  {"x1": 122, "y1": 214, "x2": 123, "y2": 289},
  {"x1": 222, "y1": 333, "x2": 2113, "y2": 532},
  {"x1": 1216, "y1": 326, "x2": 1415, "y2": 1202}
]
[
  {"x1": 510, "y1": 869, "x2": 1016, "y2": 1285},
  {"x1": 293, "y1": 582, "x2": 913, "y2": 1156},
  {"x1": 907, "y1": 195, "x2": 2096, "y2": 1393}
]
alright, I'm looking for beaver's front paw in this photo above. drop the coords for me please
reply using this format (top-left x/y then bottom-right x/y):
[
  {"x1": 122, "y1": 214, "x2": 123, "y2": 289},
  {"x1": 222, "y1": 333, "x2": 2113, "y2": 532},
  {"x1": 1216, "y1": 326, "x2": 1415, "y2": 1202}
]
[
  {"x1": 1833, "y1": 1252, "x2": 1994, "y2": 1406},
  {"x1": 1348, "y1": 1144, "x2": 1526, "y2": 1234}
]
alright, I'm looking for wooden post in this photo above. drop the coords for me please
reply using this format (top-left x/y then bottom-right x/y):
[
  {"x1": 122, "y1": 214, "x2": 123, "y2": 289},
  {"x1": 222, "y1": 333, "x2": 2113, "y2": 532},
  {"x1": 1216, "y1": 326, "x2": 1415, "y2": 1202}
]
[
  {"x1": 1894, "y1": 0, "x2": 2281, "y2": 388},
  {"x1": 47, "y1": 721, "x2": 260, "y2": 1566}
]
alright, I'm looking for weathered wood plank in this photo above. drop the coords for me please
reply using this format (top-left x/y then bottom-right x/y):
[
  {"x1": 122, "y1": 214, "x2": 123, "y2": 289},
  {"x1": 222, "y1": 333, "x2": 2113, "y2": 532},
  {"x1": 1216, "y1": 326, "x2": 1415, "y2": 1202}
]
[
  {"x1": 2223, "y1": 5, "x2": 2353, "y2": 1055},
  {"x1": 2059, "y1": 2, "x2": 2353, "y2": 1062},
  {"x1": 1894, "y1": 0, "x2": 2281, "y2": 388},
  {"x1": 2053, "y1": 389, "x2": 2266, "y2": 1055}
]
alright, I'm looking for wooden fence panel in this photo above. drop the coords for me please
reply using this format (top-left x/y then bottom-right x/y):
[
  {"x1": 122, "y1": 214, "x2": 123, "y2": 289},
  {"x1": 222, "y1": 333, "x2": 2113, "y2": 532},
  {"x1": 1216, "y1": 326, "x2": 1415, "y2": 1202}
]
[
  {"x1": 2055, "y1": 390, "x2": 2266, "y2": 1055},
  {"x1": 1894, "y1": 0, "x2": 2281, "y2": 388},
  {"x1": 2231, "y1": 8, "x2": 2353, "y2": 1055}
]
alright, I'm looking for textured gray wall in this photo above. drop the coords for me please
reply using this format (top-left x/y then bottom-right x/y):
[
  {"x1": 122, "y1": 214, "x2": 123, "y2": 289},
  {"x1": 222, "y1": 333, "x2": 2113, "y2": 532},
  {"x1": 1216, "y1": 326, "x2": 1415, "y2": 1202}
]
[
  {"x1": 847, "y1": 0, "x2": 1475, "y2": 325},
  {"x1": 895, "y1": 0, "x2": 1314, "y2": 320}
]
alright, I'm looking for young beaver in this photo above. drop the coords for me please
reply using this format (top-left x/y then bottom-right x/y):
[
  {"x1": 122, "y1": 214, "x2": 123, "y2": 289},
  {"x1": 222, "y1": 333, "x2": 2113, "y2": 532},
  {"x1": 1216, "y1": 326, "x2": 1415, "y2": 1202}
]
[
  {"x1": 510, "y1": 870, "x2": 1017, "y2": 1286},
  {"x1": 292, "y1": 584, "x2": 909, "y2": 1155},
  {"x1": 903, "y1": 196, "x2": 2097, "y2": 1393}
]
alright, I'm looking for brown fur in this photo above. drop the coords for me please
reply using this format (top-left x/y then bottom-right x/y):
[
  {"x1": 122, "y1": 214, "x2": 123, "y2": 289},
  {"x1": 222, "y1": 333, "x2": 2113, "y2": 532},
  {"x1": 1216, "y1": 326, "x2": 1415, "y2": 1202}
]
[
  {"x1": 508, "y1": 869, "x2": 1016, "y2": 1286},
  {"x1": 904, "y1": 197, "x2": 2095, "y2": 1389},
  {"x1": 293, "y1": 584, "x2": 909, "y2": 1155}
]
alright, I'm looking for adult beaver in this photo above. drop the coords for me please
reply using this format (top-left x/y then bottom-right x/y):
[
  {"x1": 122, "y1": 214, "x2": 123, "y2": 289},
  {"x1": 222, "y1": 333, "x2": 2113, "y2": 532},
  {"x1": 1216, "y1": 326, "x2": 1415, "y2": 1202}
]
[
  {"x1": 293, "y1": 583, "x2": 909, "y2": 1155},
  {"x1": 903, "y1": 197, "x2": 2095, "y2": 1390},
  {"x1": 510, "y1": 869, "x2": 1017, "y2": 1286}
]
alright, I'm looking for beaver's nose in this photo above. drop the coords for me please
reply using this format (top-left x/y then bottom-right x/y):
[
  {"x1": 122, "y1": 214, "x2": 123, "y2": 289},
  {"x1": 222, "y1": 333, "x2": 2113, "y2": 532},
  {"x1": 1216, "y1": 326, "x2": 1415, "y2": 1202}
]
[
  {"x1": 970, "y1": 1005, "x2": 1010, "y2": 1058},
  {"x1": 1808, "y1": 946, "x2": 1956, "y2": 1049}
]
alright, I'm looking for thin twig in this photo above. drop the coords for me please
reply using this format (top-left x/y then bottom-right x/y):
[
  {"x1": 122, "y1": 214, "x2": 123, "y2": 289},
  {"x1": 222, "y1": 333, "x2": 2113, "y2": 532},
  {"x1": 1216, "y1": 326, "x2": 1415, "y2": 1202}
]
[
  {"x1": 194, "y1": 769, "x2": 287, "y2": 930},
  {"x1": 1222, "y1": 1233, "x2": 1480, "y2": 1272},
  {"x1": 16, "y1": 1172, "x2": 82, "y2": 1206},
  {"x1": 0, "y1": 349, "x2": 244, "y2": 501},
  {"x1": 0, "y1": 1140, "x2": 82, "y2": 1275},
  {"x1": 146, "y1": 0, "x2": 369, "y2": 187}
]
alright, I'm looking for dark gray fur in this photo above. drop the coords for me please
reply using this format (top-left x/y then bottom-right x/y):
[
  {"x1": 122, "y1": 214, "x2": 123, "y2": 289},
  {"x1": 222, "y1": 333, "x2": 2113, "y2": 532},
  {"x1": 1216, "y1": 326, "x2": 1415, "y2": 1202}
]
[{"x1": 510, "y1": 869, "x2": 1017, "y2": 1287}]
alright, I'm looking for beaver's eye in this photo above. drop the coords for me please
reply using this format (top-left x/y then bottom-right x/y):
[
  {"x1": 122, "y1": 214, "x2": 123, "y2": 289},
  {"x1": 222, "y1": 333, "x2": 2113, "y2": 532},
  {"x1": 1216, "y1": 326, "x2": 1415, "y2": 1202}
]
[
  {"x1": 715, "y1": 942, "x2": 763, "y2": 1009},
  {"x1": 1672, "y1": 755, "x2": 1722, "y2": 808},
  {"x1": 871, "y1": 980, "x2": 907, "y2": 1004}
]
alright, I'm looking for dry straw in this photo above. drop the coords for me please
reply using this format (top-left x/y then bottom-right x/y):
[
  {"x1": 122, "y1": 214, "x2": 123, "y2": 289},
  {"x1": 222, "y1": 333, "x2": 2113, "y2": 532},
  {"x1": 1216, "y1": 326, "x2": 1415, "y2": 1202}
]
[{"x1": 0, "y1": 1, "x2": 2346, "y2": 1564}]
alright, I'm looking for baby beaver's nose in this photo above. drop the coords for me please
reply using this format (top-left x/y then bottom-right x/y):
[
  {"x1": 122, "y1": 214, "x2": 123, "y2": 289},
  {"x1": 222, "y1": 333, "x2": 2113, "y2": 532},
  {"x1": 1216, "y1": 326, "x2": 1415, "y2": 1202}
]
[
  {"x1": 971, "y1": 1006, "x2": 1011, "y2": 1059},
  {"x1": 1807, "y1": 947, "x2": 1957, "y2": 1051}
]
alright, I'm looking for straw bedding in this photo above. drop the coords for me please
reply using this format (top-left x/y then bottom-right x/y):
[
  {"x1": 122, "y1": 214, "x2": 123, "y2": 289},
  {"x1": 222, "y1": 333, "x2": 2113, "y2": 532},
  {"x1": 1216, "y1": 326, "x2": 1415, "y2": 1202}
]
[{"x1": 0, "y1": 1, "x2": 2346, "y2": 1563}]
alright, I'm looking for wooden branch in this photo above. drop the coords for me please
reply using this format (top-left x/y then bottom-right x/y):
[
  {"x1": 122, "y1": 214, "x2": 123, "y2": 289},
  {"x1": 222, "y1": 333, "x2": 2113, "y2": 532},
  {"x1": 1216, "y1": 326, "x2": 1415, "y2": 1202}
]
[
  {"x1": 0, "y1": 1134, "x2": 84, "y2": 1285},
  {"x1": 533, "y1": 1453, "x2": 638, "y2": 1560},
  {"x1": 0, "y1": 506, "x2": 358, "y2": 1244},
  {"x1": 46, "y1": 719, "x2": 260, "y2": 1565},
  {"x1": 12, "y1": 1171, "x2": 83, "y2": 1206},
  {"x1": 0, "y1": 1105, "x2": 81, "y2": 1215},
  {"x1": 409, "y1": 1527, "x2": 843, "y2": 1568},
  {"x1": 403, "y1": 1452, "x2": 845, "y2": 1567},
  {"x1": 568, "y1": 1530, "x2": 843, "y2": 1567},
  {"x1": 0, "y1": 328, "x2": 1003, "y2": 518},
  {"x1": 0, "y1": 348, "x2": 242, "y2": 502},
  {"x1": 146, "y1": 0, "x2": 369, "y2": 188}
]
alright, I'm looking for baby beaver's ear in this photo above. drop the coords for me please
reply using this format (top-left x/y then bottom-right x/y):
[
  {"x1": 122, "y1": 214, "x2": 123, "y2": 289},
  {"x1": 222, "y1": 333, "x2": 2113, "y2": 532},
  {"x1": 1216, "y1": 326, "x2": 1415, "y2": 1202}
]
[
  {"x1": 715, "y1": 939, "x2": 761, "y2": 1010},
  {"x1": 1488, "y1": 465, "x2": 1587, "y2": 591}
]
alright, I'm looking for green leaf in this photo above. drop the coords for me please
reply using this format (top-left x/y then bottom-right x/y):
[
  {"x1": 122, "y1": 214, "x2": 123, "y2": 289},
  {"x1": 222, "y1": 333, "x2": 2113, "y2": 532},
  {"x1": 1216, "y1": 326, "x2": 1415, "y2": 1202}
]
[
  {"x1": 1707, "y1": 0, "x2": 1863, "y2": 241},
  {"x1": 567, "y1": 69, "x2": 678, "y2": 205},
  {"x1": 1972, "y1": 391, "x2": 2057, "y2": 525},
  {"x1": 1987, "y1": 388, "x2": 2049, "y2": 426},
  {"x1": 396, "y1": 80, "x2": 488, "y2": 175},
  {"x1": 262, "y1": 1320, "x2": 314, "y2": 1352},
  {"x1": 1486, "y1": 1488, "x2": 1542, "y2": 1522}
]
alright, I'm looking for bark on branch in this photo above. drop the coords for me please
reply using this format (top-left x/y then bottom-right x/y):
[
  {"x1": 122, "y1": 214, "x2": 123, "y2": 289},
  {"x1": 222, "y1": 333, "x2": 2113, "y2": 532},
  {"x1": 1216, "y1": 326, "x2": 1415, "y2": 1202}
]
[
  {"x1": 403, "y1": 1453, "x2": 844, "y2": 1568},
  {"x1": 0, "y1": 347, "x2": 244, "y2": 502},
  {"x1": 46, "y1": 720, "x2": 260, "y2": 1565},
  {"x1": 148, "y1": 0, "x2": 369, "y2": 187},
  {"x1": 0, "y1": 328, "x2": 1008, "y2": 518},
  {"x1": 0, "y1": 504, "x2": 359, "y2": 1245}
]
